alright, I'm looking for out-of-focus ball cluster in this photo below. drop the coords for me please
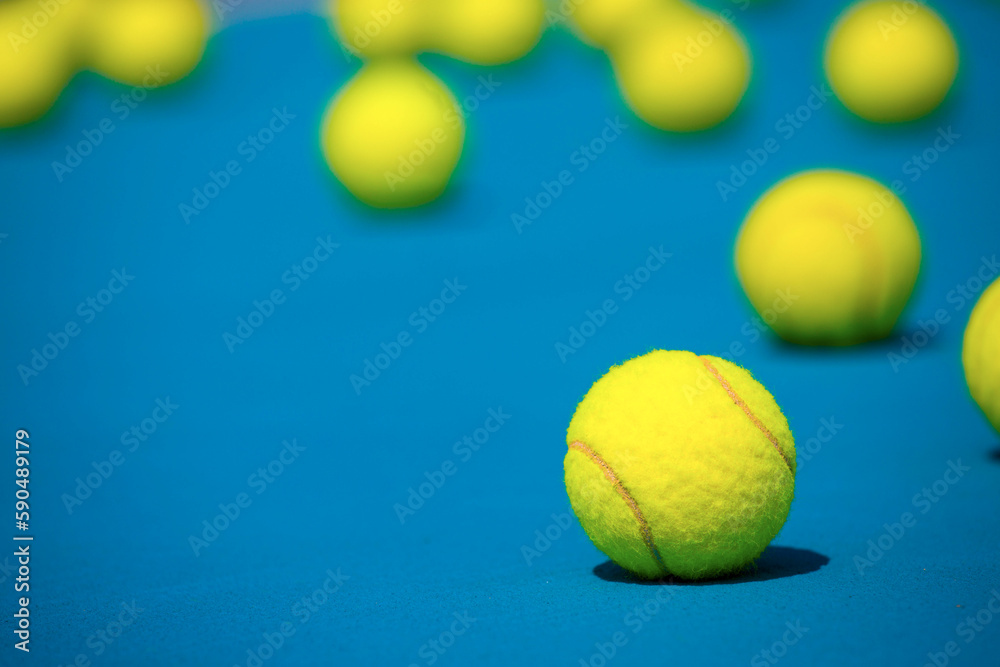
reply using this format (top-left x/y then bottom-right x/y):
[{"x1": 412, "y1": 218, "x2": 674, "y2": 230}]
[
  {"x1": 0, "y1": 0, "x2": 208, "y2": 128},
  {"x1": 568, "y1": 0, "x2": 751, "y2": 132},
  {"x1": 320, "y1": 0, "x2": 545, "y2": 209}
]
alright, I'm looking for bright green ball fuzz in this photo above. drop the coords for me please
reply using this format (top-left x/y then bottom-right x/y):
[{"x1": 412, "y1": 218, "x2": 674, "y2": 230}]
[
  {"x1": 564, "y1": 350, "x2": 796, "y2": 580},
  {"x1": 963, "y1": 277, "x2": 1000, "y2": 435}
]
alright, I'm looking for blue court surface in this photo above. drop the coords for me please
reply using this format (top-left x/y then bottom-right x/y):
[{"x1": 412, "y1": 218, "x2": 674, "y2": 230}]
[{"x1": 1, "y1": 1, "x2": 999, "y2": 665}]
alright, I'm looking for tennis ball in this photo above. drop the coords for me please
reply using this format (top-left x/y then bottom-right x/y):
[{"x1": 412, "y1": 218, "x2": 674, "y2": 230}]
[
  {"x1": 963, "y1": 277, "x2": 1000, "y2": 435},
  {"x1": 610, "y1": 5, "x2": 750, "y2": 131},
  {"x1": 82, "y1": 0, "x2": 209, "y2": 87},
  {"x1": 565, "y1": 350, "x2": 795, "y2": 580},
  {"x1": 565, "y1": 0, "x2": 661, "y2": 49},
  {"x1": 736, "y1": 170, "x2": 921, "y2": 346},
  {"x1": 430, "y1": 0, "x2": 545, "y2": 65},
  {"x1": 0, "y1": 0, "x2": 82, "y2": 127},
  {"x1": 332, "y1": 0, "x2": 427, "y2": 58},
  {"x1": 825, "y1": 0, "x2": 958, "y2": 123},
  {"x1": 333, "y1": 0, "x2": 543, "y2": 64},
  {"x1": 321, "y1": 60, "x2": 465, "y2": 208}
]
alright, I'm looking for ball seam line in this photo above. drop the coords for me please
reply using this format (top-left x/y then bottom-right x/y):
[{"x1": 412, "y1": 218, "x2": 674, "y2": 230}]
[
  {"x1": 698, "y1": 357, "x2": 793, "y2": 474},
  {"x1": 568, "y1": 440, "x2": 668, "y2": 575}
]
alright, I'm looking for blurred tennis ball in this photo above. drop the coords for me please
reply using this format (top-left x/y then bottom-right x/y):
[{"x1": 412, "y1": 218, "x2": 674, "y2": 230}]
[
  {"x1": 825, "y1": 0, "x2": 958, "y2": 123},
  {"x1": 332, "y1": 0, "x2": 427, "y2": 57},
  {"x1": 0, "y1": 0, "x2": 84, "y2": 127},
  {"x1": 611, "y1": 5, "x2": 750, "y2": 132},
  {"x1": 735, "y1": 170, "x2": 921, "y2": 346},
  {"x1": 320, "y1": 60, "x2": 465, "y2": 208},
  {"x1": 430, "y1": 0, "x2": 544, "y2": 65},
  {"x1": 333, "y1": 0, "x2": 544, "y2": 64},
  {"x1": 564, "y1": 0, "x2": 661, "y2": 49},
  {"x1": 83, "y1": 0, "x2": 209, "y2": 87},
  {"x1": 963, "y1": 277, "x2": 1000, "y2": 435}
]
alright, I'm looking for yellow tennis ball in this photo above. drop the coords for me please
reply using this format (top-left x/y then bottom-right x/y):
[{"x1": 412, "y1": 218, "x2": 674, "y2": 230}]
[
  {"x1": 332, "y1": 0, "x2": 427, "y2": 58},
  {"x1": 610, "y1": 5, "x2": 750, "y2": 132},
  {"x1": 963, "y1": 277, "x2": 1000, "y2": 435},
  {"x1": 83, "y1": 0, "x2": 209, "y2": 87},
  {"x1": 430, "y1": 0, "x2": 545, "y2": 65},
  {"x1": 735, "y1": 170, "x2": 922, "y2": 346},
  {"x1": 564, "y1": 0, "x2": 661, "y2": 49},
  {"x1": 565, "y1": 350, "x2": 796, "y2": 580},
  {"x1": 825, "y1": 0, "x2": 958, "y2": 123},
  {"x1": 0, "y1": 0, "x2": 82, "y2": 127},
  {"x1": 320, "y1": 60, "x2": 465, "y2": 209}
]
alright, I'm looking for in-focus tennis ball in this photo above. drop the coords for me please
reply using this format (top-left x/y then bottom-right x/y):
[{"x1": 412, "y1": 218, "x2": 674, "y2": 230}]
[
  {"x1": 83, "y1": 0, "x2": 209, "y2": 87},
  {"x1": 321, "y1": 60, "x2": 465, "y2": 208},
  {"x1": 963, "y1": 277, "x2": 1000, "y2": 435},
  {"x1": 610, "y1": 5, "x2": 750, "y2": 131},
  {"x1": 0, "y1": 0, "x2": 82, "y2": 127},
  {"x1": 736, "y1": 170, "x2": 921, "y2": 346},
  {"x1": 565, "y1": 350, "x2": 796, "y2": 580},
  {"x1": 825, "y1": 0, "x2": 958, "y2": 123},
  {"x1": 431, "y1": 0, "x2": 545, "y2": 65}
]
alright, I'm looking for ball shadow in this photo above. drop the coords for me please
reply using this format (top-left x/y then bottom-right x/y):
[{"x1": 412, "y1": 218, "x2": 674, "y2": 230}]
[
  {"x1": 592, "y1": 546, "x2": 829, "y2": 585},
  {"x1": 760, "y1": 321, "x2": 947, "y2": 357},
  {"x1": 988, "y1": 447, "x2": 1000, "y2": 463}
]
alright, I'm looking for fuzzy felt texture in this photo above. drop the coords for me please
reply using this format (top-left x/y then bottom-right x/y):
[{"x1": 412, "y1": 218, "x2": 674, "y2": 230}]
[{"x1": 565, "y1": 350, "x2": 796, "y2": 580}]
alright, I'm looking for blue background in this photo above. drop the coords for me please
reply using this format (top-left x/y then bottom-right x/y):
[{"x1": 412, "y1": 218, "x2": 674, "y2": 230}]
[{"x1": 1, "y1": 1, "x2": 999, "y2": 665}]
